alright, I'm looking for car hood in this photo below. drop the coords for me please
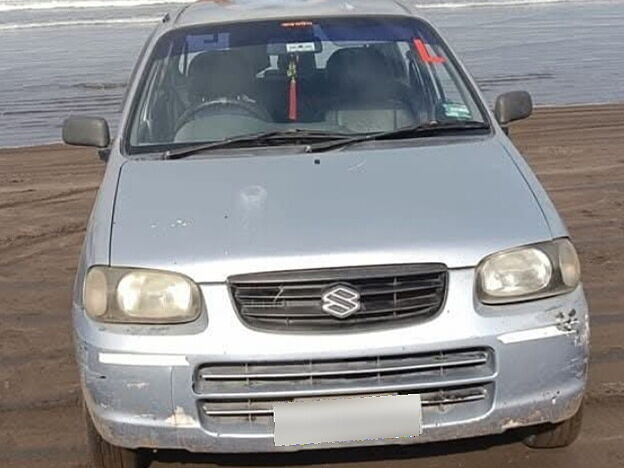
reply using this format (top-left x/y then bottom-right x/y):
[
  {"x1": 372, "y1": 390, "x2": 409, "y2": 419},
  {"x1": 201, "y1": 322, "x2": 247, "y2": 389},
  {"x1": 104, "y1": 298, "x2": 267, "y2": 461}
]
[{"x1": 111, "y1": 138, "x2": 551, "y2": 282}]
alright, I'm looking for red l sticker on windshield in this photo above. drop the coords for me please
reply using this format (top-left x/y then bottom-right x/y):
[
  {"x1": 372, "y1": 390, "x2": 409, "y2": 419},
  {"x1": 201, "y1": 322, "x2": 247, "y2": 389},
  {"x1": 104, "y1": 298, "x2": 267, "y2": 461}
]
[{"x1": 413, "y1": 39, "x2": 445, "y2": 64}]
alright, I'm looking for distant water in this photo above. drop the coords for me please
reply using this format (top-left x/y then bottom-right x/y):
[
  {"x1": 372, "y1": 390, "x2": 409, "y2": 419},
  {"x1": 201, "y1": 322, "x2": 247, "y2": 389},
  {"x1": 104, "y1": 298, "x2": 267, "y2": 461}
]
[{"x1": 1, "y1": 0, "x2": 623, "y2": 147}]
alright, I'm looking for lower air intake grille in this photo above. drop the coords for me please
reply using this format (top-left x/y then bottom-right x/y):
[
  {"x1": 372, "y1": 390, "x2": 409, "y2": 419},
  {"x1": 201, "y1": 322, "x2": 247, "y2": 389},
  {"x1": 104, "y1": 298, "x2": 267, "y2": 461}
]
[{"x1": 194, "y1": 348, "x2": 496, "y2": 435}]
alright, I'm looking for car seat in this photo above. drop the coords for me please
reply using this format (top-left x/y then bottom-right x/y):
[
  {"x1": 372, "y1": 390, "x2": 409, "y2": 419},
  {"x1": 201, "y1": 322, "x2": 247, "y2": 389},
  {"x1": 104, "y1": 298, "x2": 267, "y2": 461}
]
[{"x1": 324, "y1": 47, "x2": 417, "y2": 133}]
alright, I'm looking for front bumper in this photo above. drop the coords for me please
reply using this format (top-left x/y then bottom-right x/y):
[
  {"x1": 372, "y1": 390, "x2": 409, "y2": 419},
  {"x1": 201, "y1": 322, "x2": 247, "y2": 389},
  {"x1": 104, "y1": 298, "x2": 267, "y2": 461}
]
[{"x1": 75, "y1": 270, "x2": 589, "y2": 453}]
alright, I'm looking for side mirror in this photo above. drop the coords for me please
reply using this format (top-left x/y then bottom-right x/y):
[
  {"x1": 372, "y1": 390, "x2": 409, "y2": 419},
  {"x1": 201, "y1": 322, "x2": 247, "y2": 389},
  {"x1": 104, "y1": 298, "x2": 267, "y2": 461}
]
[
  {"x1": 494, "y1": 91, "x2": 533, "y2": 126},
  {"x1": 62, "y1": 116, "x2": 110, "y2": 148}
]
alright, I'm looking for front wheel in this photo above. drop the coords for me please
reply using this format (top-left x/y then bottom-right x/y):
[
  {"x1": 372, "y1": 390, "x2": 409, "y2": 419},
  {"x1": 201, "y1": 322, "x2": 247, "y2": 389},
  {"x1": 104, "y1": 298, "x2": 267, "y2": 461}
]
[
  {"x1": 83, "y1": 400, "x2": 148, "y2": 468},
  {"x1": 522, "y1": 404, "x2": 584, "y2": 448}
]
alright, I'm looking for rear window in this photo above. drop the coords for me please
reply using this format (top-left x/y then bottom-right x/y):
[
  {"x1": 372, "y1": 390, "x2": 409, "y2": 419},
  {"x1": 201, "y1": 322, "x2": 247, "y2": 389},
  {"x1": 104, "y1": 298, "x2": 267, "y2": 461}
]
[{"x1": 127, "y1": 16, "x2": 486, "y2": 154}]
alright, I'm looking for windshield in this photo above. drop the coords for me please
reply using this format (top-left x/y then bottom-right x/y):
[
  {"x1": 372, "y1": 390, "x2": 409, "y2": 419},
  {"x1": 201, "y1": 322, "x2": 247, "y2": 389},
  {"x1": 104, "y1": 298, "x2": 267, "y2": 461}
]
[{"x1": 126, "y1": 16, "x2": 488, "y2": 154}]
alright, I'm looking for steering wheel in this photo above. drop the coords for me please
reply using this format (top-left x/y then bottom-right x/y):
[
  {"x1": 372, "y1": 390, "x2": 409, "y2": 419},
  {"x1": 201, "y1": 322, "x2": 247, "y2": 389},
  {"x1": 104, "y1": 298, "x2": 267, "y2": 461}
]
[{"x1": 175, "y1": 98, "x2": 271, "y2": 133}]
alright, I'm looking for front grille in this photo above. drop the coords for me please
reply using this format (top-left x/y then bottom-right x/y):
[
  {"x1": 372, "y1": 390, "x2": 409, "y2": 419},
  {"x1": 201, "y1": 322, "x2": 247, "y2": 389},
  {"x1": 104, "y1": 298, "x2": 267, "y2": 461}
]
[
  {"x1": 194, "y1": 348, "x2": 496, "y2": 435},
  {"x1": 228, "y1": 264, "x2": 447, "y2": 331}
]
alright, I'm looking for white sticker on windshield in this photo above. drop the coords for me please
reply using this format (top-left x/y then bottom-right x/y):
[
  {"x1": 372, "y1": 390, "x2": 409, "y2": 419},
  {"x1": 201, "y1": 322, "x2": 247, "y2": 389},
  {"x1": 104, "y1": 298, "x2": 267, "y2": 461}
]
[
  {"x1": 286, "y1": 42, "x2": 316, "y2": 53},
  {"x1": 442, "y1": 102, "x2": 472, "y2": 119}
]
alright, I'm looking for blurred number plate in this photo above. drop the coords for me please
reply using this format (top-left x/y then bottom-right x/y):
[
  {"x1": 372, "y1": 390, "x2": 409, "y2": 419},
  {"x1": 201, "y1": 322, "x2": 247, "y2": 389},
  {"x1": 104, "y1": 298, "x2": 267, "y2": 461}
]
[{"x1": 273, "y1": 394, "x2": 422, "y2": 446}]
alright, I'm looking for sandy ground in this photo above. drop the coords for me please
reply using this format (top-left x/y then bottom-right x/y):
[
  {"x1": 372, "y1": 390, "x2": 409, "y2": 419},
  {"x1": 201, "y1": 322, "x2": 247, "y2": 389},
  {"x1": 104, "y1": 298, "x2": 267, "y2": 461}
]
[{"x1": 1, "y1": 104, "x2": 623, "y2": 467}]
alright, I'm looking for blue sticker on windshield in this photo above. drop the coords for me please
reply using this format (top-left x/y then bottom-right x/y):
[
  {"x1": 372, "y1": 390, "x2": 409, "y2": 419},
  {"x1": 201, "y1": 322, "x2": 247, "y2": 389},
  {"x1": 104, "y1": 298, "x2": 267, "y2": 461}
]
[
  {"x1": 442, "y1": 103, "x2": 471, "y2": 119},
  {"x1": 186, "y1": 33, "x2": 230, "y2": 53}
]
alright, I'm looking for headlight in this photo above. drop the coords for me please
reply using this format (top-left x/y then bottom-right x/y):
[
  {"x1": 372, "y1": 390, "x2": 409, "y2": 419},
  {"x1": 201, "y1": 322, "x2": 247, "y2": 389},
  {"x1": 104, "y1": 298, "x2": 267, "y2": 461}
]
[
  {"x1": 477, "y1": 238, "x2": 580, "y2": 304},
  {"x1": 83, "y1": 266, "x2": 201, "y2": 323}
]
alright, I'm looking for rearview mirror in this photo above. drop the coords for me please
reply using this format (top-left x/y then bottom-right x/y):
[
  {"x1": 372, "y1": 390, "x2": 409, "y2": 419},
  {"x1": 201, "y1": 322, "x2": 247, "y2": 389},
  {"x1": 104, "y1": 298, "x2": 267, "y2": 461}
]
[
  {"x1": 494, "y1": 91, "x2": 533, "y2": 125},
  {"x1": 62, "y1": 116, "x2": 110, "y2": 148}
]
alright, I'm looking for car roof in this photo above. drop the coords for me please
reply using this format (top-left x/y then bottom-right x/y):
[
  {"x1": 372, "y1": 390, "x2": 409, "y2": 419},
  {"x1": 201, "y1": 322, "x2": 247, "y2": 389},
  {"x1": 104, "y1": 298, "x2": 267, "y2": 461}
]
[{"x1": 170, "y1": 0, "x2": 422, "y2": 29}]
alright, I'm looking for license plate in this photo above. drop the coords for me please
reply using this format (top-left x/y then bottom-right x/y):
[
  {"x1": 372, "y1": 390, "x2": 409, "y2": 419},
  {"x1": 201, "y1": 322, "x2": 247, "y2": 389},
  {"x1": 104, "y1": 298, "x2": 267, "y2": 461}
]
[{"x1": 273, "y1": 394, "x2": 422, "y2": 446}]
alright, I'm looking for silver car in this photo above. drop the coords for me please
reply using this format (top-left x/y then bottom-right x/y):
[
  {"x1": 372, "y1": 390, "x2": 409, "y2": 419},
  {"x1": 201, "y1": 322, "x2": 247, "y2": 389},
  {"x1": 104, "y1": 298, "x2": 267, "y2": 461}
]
[{"x1": 63, "y1": 1, "x2": 589, "y2": 467}]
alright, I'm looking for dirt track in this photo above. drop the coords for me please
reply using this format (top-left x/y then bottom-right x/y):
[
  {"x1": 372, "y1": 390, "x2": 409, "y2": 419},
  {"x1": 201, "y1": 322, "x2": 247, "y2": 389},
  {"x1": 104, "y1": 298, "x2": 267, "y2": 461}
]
[{"x1": 1, "y1": 104, "x2": 624, "y2": 467}]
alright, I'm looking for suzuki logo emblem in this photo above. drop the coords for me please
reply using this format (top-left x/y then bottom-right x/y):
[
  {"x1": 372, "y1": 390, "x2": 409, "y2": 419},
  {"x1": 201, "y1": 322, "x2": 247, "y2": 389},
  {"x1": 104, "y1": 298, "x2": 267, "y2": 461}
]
[{"x1": 321, "y1": 285, "x2": 361, "y2": 319}]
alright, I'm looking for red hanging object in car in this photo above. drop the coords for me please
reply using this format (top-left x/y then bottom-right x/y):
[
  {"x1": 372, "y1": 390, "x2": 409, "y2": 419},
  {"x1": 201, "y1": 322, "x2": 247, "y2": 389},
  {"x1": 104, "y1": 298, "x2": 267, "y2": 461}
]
[
  {"x1": 288, "y1": 77, "x2": 297, "y2": 121},
  {"x1": 287, "y1": 58, "x2": 298, "y2": 121}
]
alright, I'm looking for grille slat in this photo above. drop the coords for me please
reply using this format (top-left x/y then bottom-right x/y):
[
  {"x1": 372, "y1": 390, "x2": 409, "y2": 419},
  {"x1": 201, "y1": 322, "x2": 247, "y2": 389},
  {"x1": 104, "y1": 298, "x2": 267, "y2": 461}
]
[
  {"x1": 195, "y1": 349, "x2": 494, "y2": 399},
  {"x1": 235, "y1": 293, "x2": 320, "y2": 300},
  {"x1": 240, "y1": 293, "x2": 440, "y2": 312},
  {"x1": 229, "y1": 264, "x2": 447, "y2": 331},
  {"x1": 229, "y1": 264, "x2": 447, "y2": 283},
  {"x1": 233, "y1": 279, "x2": 444, "y2": 300},
  {"x1": 244, "y1": 310, "x2": 438, "y2": 326},
  {"x1": 240, "y1": 299, "x2": 440, "y2": 317},
  {"x1": 196, "y1": 372, "x2": 493, "y2": 400},
  {"x1": 200, "y1": 351, "x2": 488, "y2": 380},
  {"x1": 201, "y1": 386, "x2": 489, "y2": 417},
  {"x1": 359, "y1": 282, "x2": 443, "y2": 296}
]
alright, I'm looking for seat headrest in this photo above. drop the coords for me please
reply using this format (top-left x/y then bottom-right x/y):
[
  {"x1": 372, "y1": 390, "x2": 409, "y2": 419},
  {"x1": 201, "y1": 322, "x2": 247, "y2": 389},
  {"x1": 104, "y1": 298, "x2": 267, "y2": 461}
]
[
  {"x1": 188, "y1": 51, "x2": 254, "y2": 101},
  {"x1": 325, "y1": 47, "x2": 392, "y2": 96}
]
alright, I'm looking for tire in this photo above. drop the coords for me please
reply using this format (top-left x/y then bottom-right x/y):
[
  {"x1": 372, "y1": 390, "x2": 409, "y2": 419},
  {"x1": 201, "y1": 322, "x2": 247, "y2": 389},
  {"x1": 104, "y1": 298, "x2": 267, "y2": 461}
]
[
  {"x1": 522, "y1": 404, "x2": 584, "y2": 449},
  {"x1": 83, "y1": 400, "x2": 148, "y2": 468}
]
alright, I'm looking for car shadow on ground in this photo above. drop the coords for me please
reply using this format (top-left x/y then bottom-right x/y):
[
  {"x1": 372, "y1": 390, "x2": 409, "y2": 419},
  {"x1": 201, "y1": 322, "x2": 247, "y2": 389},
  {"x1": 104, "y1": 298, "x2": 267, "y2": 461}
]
[{"x1": 151, "y1": 431, "x2": 523, "y2": 466}]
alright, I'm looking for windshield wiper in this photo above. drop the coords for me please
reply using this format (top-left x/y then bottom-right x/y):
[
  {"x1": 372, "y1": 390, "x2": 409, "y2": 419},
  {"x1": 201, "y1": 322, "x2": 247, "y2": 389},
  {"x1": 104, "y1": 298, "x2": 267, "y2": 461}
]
[
  {"x1": 162, "y1": 129, "x2": 353, "y2": 160},
  {"x1": 161, "y1": 121, "x2": 489, "y2": 159},
  {"x1": 305, "y1": 121, "x2": 490, "y2": 153}
]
